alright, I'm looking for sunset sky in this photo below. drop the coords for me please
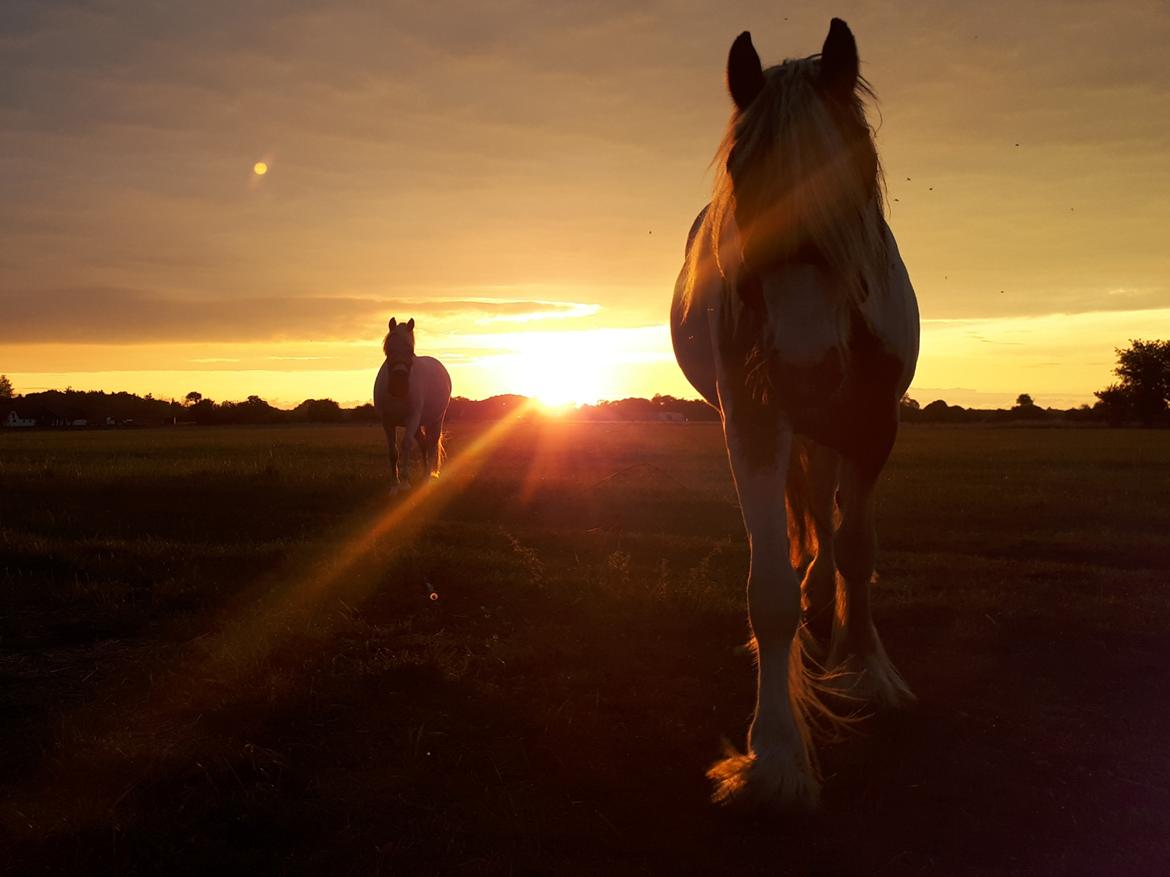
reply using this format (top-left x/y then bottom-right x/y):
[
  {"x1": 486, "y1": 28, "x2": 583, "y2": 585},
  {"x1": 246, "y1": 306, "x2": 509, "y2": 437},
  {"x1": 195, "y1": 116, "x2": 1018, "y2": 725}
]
[{"x1": 4, "y1": 1, "x2": 1169, "y2": 408}]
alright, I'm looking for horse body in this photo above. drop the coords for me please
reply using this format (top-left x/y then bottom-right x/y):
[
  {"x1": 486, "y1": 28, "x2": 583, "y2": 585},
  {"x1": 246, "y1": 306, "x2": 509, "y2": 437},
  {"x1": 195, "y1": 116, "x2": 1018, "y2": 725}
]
[
  {"x1": 374, "y1": 318, "x2": 452, "y2": 493},
  {"x1": 674, "y1": 212, "x2": 918, "y2": 456},
  {"x1": 670, "y1": 20, "x2": 920, "y2": 809}
]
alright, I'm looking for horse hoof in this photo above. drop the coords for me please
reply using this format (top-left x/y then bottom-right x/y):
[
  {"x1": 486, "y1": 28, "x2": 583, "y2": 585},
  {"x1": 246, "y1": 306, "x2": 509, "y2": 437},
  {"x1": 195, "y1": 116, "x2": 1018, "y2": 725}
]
[
  {"x1": 707, "y1": 748, "x2": 819, "y2": 811},
  {"x1": 824, "y1": 651, "x2": 916, "y2": 712}
]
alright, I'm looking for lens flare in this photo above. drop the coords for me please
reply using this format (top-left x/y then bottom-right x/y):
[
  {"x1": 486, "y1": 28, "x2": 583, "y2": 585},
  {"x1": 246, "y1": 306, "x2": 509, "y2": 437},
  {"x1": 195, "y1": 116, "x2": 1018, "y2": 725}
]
[{"x1": 253, "y1": 161, "x2": 269, "y2": 176}]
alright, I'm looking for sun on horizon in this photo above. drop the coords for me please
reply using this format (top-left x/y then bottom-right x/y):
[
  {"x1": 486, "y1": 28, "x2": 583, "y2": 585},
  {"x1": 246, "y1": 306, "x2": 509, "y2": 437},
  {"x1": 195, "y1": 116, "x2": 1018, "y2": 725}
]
[{"x1": 488, "y1": 331, "x2": 619, "y2": 409}]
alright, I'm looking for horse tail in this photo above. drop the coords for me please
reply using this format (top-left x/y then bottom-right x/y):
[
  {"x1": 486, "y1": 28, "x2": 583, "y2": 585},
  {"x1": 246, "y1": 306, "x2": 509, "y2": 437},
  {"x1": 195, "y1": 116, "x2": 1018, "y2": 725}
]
[
  {"x1": 433, "y1": 423, "x2": 447, "y2": 476},
  {"x1": 785, "y1": 437, "x2": 818, "y2": 569}
]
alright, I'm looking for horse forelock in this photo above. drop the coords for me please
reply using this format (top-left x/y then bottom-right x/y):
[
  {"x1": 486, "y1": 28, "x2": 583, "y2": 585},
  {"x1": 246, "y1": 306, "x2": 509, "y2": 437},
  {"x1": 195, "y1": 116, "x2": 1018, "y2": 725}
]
[{"x1": 685, "y1": 54, "x2": 888, "y2": 338}]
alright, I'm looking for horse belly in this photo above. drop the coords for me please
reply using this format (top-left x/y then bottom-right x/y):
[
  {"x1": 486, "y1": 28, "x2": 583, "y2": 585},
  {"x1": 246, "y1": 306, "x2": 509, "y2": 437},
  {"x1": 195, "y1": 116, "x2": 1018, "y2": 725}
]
[
  {"x1": 671, "y1": 215, "x2": 721, "y2": 410},
  {"x1": 413, "y1": 357, "x2": 452, "y2": 424},
  {"x1": 792, "y1": 314, "x2": 903, "y2": 470}
]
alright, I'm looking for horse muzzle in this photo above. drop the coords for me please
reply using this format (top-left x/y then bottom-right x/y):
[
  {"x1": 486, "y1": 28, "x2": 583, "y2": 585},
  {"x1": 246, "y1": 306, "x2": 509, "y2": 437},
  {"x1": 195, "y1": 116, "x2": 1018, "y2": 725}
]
[{"x1": 768, "y1": 349, "x2": 846, "y2": 410}]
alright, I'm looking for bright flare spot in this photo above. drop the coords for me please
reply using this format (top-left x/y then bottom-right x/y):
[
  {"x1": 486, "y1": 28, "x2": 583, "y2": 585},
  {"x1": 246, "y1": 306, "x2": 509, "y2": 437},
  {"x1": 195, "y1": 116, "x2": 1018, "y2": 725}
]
[
  {"x1": 253, "y1": 161, "x2": 269, "y2": 176},
  {"x1": 456, "y1": 325, "x2": 676, "y2": 409},
  {"x1": 505, "y1": 340, "x2": 608, "y2": 408}
]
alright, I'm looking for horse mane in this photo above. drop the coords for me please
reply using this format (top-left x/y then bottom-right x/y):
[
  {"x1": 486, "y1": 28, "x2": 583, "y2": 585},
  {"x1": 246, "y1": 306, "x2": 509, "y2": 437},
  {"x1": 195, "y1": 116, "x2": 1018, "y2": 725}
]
[{"x1": 684, "y1": 54, "x2": 888, "y2": 324}]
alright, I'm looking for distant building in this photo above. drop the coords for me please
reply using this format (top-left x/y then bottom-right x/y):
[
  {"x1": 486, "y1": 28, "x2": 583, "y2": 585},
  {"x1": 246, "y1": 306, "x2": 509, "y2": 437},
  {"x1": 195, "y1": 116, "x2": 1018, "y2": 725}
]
[
  {"x1": 657, "y1": 411, "x2": 686, "y2": 423},
  {"x1": 4, "y1": 410, "x2": 35, "y2": 428}
]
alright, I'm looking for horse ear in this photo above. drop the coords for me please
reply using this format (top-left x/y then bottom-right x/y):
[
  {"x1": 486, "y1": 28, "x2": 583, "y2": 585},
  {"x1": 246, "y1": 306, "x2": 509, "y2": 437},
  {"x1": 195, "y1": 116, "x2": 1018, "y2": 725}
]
[
  {"x1": 406, "y1": 318, "x2": 415, "y2": 331},
  {"x1": 727, "y1": 31, "x2": 765, "y2": 112},
  {"x1": 820, "y1": 18, "x2": 859, "y2": 103},
  {"x1": 388, "y1": 317, "x2": 397, "y2": 330}
]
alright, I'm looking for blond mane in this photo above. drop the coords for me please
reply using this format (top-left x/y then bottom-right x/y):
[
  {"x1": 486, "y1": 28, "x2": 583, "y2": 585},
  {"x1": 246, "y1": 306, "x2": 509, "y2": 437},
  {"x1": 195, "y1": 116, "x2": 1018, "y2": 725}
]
[{"x1": 684, "y1": 55, "x2": 888, "y2": 322}]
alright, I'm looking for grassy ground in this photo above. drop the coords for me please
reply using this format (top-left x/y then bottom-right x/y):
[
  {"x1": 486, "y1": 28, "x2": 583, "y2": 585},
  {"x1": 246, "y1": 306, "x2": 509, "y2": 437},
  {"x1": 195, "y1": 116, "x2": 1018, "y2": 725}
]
[{"x1": 1, "y1": 421, "x2": 1168, "y2": 875}]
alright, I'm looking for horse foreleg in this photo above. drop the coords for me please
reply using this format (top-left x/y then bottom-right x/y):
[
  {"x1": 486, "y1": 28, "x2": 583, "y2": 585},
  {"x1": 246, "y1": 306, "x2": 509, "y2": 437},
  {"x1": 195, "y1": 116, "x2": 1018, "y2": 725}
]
[
  {"x1": 381, "y1": 422, "x2": 401, "y2": 495},
  {"x1": 708, "y1": 420, "x2": 819, "y2": 810},
  {"x1": 826, "y1": 455, "x2": 914, "y2": 709},
  {"x1": 398, "y1": 413, "x2": 421, "y2": 490}
]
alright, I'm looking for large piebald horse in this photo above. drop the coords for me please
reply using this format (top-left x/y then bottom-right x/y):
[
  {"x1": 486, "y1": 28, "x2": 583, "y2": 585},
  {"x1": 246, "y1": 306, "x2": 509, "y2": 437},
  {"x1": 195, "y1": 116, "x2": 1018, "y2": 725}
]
[
  {"x1": 671, "y1": 20, "x2": 920, "y2": 808},
  {"x1": 374, "y1": 318, "x2": 452, "y2": 494}
]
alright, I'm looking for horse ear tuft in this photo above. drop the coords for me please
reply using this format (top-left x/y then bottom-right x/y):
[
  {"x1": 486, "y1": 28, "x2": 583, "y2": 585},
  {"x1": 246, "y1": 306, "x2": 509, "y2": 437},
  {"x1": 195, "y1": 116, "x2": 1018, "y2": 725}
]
[
  {"x1": 820, "y1": 18, "x2": 859, "y2": 103},
  {"x1": 727, "y1": 31, "x2": 765, "y2": 112},
  {"x1": 388, "y1": 317, "x2": 397, "y2": 329},
  {"x1": 406, "y1": 318, "x2": 415, "y2": 331}
]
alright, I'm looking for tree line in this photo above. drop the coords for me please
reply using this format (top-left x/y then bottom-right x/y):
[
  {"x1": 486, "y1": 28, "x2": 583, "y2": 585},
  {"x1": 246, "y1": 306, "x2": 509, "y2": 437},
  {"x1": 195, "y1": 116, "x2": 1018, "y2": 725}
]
[{"x1": 2, "y1": 339, "x2": 1167, "y2": 428}]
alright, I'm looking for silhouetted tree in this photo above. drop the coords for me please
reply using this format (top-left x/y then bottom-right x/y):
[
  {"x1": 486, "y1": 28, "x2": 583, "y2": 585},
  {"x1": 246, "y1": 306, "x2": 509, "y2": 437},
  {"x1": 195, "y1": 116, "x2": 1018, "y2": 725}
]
[
  {"x1": 1008, "y1": 392, "x2": 1048, "y2": 421},
  {"x1": 0, "y1": 374, "x2": 13, "y2": 399},
  {"x1": 188, "y1": 398, "x2": 218, "y2": 424},
  {"x1": 1094, "y1": 339, "x2": 1170, "y2": 426},
  {"x1": 293, "y1": 398, "x2": 343, "y2": 423},
  {"x1": 237, "y1": 395, "x2": 282, "y2": 423},
  {"x1": 347, "y1": 403, "x2": 379, "y2": 423},
  {"x1": 185, "y1": 391, "x2": 203, "y2": 405},
  {"x1": 921, "y1": 399, "x2": 950, "y2": 421},
  {"x1": 899, "y1": 395, "x2": 920, "y2": 422},
  {"x1": 18, "y1": 388, "x2": 182, "y2": 425}
]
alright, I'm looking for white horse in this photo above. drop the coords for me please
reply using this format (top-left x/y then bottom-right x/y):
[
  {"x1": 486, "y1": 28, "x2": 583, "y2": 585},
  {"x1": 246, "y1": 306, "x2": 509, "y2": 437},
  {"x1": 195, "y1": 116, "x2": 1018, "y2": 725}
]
[
  {"x1": 373, "y1": 317, "x2": 452, "y2": 494},
  {"x1": 671, "y1": 19, "x2": 920, "y2": 808}
]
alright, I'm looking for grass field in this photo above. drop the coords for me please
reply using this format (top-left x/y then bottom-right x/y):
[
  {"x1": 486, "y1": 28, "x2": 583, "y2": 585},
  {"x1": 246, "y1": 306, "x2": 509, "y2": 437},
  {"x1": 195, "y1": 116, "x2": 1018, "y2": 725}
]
[{"x1": 2, "y1": 421, "x2": 1169, "y2": 875}]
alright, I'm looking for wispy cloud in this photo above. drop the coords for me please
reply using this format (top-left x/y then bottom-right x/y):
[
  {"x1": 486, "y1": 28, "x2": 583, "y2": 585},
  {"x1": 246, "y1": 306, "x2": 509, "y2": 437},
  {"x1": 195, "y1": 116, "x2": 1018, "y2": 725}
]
[
  {"x1": 472, "y1": 301, "x2": 601, "y2": 324},
  {"x1": 3, "y1": 287, "x2": 602, "y2": 343}
]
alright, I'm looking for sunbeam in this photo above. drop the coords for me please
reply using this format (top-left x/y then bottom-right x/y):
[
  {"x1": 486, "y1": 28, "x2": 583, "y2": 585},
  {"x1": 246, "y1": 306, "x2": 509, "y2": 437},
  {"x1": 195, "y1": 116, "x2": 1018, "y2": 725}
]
[{"x1": 3, "y1": 402, "x2": 539, "y2": 837}]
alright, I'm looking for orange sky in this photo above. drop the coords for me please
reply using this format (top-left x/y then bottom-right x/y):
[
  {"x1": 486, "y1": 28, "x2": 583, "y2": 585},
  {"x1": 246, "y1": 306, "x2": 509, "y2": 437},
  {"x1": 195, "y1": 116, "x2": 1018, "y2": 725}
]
[{"x1": 4, "y1": 1, "x2": 1169, "y2": 408}]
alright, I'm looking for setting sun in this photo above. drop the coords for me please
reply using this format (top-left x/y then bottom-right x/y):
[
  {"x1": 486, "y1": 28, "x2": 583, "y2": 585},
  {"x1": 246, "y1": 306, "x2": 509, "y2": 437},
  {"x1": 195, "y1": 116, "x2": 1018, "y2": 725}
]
[
  {"x1": 252, "y1": 161, "x2": 268, "y2": 175},
  {"x1": 508, "y1": 349, "x2": 606, "y2": 407},
  {"x1": 482, "y1": 328, "x2": 632, "y2": 407}
]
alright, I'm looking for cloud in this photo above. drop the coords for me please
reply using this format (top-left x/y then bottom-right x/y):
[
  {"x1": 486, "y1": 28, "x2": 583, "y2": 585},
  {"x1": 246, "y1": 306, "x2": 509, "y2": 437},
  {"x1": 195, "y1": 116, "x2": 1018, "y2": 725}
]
[{"x1": 1, "y1": 287, "x2": 601, "y2": 343}]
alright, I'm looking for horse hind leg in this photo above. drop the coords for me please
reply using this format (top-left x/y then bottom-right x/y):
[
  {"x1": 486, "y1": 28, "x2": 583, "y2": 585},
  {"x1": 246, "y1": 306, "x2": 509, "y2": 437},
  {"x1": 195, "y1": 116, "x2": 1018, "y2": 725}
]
[
  {"x1": 393, "y1": 412, "x2": 421, "y2": 491},
  {"x1": 414, "y1": 427, "x2": 427, "y2": 479},
  {"x1": 791, "y1": 440, "x2": 840, "y2": 656},
  {"x1": 424, "y1": 423, "x2": 444, "y2": 478},
  {"x1": 825, "y1": 456, "x2": 914, "y2": 710}
]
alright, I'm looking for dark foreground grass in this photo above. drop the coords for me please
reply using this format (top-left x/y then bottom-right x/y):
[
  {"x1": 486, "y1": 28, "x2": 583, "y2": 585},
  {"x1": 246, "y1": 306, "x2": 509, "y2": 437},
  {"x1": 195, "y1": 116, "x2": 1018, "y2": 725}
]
[{"x1": 1, "y1": 422, "x2": 1168, "y2": 875}]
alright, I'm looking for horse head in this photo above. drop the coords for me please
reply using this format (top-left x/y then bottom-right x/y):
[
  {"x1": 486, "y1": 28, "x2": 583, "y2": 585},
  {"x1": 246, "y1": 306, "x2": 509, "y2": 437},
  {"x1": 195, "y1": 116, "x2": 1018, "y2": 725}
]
[
  {"x1": 717, "y1": 20, "x2": 887, "y2": 410},
  {"x1": 383, "y1": 317, "x2": 416, "y2": 399}
]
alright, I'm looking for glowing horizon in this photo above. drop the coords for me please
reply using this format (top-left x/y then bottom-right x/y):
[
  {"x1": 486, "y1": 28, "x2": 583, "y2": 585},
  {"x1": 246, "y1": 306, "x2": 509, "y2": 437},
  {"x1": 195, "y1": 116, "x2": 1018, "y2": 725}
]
[{"x1": 8, "y1": 303, "x2": 1165, "y2": 411}]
